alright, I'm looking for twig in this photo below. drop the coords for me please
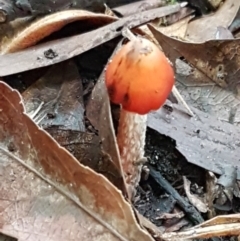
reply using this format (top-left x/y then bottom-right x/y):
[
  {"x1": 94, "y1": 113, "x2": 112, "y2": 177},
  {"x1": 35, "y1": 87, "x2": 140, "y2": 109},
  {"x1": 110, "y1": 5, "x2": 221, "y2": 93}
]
[
  {"x1": 122, "y1": 27, "x2": 137, "y2": 41},
  {"x1": 172, "y1": 85, "x2": 194, "y2": 117},
  {"x1": 148, "y1": 165, "x2": 204, "y2": 224}
]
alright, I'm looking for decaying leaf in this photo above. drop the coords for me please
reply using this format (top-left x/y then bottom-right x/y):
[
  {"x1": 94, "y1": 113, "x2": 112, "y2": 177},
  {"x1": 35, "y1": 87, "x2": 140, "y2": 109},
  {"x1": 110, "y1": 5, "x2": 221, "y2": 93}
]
[
  {"x1": 0, "y1": 3, "x2": 183, "y2": 76},
  {"x1": 156, "y1": 15, "x2": 194, "y2": 39},
  {"x1": 183, "y1": 176, "x2": 208, "y2": 213},
  {"x1": 149, "y1": 24, "x2": 240, "y2": 92},
  {"x1": 148, "y1": 103, "x2": 240, "y2": 180},
  {"x1": 46, "y1": 127, "x2": 126, "y2": 192},
  {"x1": 214, "y1": 166, "x2": 237, "y2": 211},
  {"x1": 86, "y1": 40, "x2": 127, "y2": 195},
  {"x1": 1, "y1": 9, "x2": 116, "y2": 54},
  {"x1": 145, "y1": 1, "x2": 240, "y2": 124},
  {"x1": 176, "y1": 59, "x2": 240, "y2": 123},
  {"x1": 21, "y1": 59, "x2": 125, "y2": 191},
  {"x1": 162, "y1": 214, "x2": 240, "y2": 240},
  {"x1": 112, "y1": 0, "x2": 165, "y2": 17},
  {"x1": 22, "y1": 60, "x2": 85, "y2": 130},
  {"x1": 149, "y1": 24, "x2": 240, "y2": 123},
  {"x1": 206, "y1": 172, "x2": 218, "y2": 219},
  {"x1": 185, "y1": 0, "x2": 240, "y2": 42},
  {"x1": 0, "y1": 81, "x2": 154, "y2": 241}
]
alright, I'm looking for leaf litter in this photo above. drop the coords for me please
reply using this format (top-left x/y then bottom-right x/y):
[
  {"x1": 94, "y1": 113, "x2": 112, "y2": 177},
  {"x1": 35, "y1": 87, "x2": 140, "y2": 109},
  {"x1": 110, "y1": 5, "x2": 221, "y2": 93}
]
[
  {"x1": 0, "y1": 0, "x2": 240, "y2": 240},
  {"x1": 0, "y1": 81, "x2": 153, "y2": 241},
  {"x1": 0, "y1": 4, "x2": 182, "y2": 76}
]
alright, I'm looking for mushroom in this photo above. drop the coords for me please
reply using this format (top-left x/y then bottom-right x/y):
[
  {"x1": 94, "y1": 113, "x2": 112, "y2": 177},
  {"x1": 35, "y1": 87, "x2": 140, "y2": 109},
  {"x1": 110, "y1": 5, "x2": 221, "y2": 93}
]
[{"x1": 105, "y1": 33, "x2": 174, "y2": 198}]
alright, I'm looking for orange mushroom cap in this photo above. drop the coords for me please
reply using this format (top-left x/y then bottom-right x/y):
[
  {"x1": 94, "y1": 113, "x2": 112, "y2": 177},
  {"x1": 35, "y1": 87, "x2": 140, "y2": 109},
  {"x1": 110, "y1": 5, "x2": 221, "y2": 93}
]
[{"x1": 105, "y1": 37, "x2": 175, "y2": 115}]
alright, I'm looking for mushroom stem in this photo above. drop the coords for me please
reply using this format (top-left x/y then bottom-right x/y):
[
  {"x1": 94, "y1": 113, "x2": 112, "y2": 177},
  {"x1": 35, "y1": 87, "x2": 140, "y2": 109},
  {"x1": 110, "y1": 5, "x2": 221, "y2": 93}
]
[
  {"x1": 117, "y1": 108, "x2": 147, "y2": 192},
  {"x1": 105, "y1": 32, "x2": 175, "y2": 199}
]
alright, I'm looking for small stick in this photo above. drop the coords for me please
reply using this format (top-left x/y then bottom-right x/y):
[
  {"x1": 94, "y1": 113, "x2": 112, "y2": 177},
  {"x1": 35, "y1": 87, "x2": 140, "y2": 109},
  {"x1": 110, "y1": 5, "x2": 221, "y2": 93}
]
[
  {"x1": 172, "y1": 85, "x2": 194, "y2": 117},
  {"x1": 28, "y1": 101, "x2": 44, "y2": 120},
  {"x1": 122, "y1": 27, "x2": 137, "y2": 40}
]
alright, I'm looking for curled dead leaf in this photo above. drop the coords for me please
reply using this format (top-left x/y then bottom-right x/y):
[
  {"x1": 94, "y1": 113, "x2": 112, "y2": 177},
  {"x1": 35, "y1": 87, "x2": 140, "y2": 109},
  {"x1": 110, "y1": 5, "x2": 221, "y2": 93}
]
[
  {"x1": 162, "y1": 214, "x2": 240, "y2": 240},
  {"x1": 185, "y1": 0, "x2": 240, "y2": 42},
  {"x1": 149, "y1": 24, "x2": 240, "y2": 124},
  {"x1": 1, "y1": 9, "x2": 116, "y2": 54},
  {"x1": 0, "y1": 81, "x2": 154, "y2": 241}
]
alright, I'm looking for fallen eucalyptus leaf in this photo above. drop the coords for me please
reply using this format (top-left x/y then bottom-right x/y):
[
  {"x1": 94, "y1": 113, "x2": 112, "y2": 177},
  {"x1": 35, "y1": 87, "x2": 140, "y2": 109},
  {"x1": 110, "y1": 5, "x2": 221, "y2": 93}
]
[
  {"x1": 149, "y1": 24, "x2": 240, "y2": 124},
  {"x1": 0, "y1": 81, "x2": 154, "y2": 241},
  {"x1": 1, "y1": 9, "x2": 116, "y2": 53},
  {"x1": 185, "y1": 0, "x2": 240, "y2": 42}
]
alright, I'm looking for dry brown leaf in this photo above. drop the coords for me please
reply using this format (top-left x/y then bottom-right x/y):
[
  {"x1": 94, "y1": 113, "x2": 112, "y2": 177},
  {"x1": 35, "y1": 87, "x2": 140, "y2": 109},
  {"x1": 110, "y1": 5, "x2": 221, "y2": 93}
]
[
  {"x1": 45, "y1": 127, "x2": 125, "y2": 192},
  {"x1": 185, "y1": 0, "x2": 240, "y2": 42},
  {"x1": 149, "y1": 24, "x2": 240, "y2": 123},
  {"x1": 147, "y1": 102, "x2": 240, "y2": 180},
  {"x1": 156, "y1": 15, "x2": 194, "y2": 39},
  {"x1": 0, "y1": 81, "x2": 154, "y2": 241},
  {"x1": 21, "y1": 60, "x2": 125, "y2": 191},
  {"x1": 206, "y1": 172, "x2": 218, "y2": 219},
  {"x1": 0, "y1": 3, "x2": 183, "y2": 77},
  {"x1": 86, "y1": 40, "x2": 128, "y2": 196},
  {"x1": 183, "y1": 176, "x2": 208, "y2": 213},
  {"x1": 1, "y1": 9, "x2": 116, "y2": 54},
  {"x1": 149, "y1": 24, "x2": 240, "y2": 90},
  {"x1": 176, "y1": 59, "x2": 240, "y2": 123},
  {"x1": 22, "y1": 60, "x2": 85, "y2": 130},
  {"x1": 162, "y1": 214, "x2": 240, "y2": 240},
  {"x1": 112, "y1": 0, "x2": 165, "y2": 17}
]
